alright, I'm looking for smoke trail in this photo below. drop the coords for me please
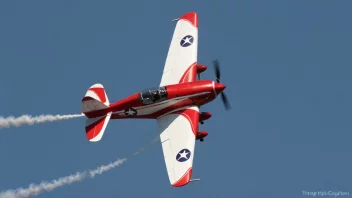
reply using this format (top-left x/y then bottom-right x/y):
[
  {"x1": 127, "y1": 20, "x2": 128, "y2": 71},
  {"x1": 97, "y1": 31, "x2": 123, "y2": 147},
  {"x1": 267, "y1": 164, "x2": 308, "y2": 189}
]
[
  {"x1": 0, "y1": 172, "x2": 87, "y2": 198},
  {"x1": 89, "y1": 158, "x2": 127, "y2": 178},
  {"x1": 0, "y1": 158, "x2": 127, "y2": 198},
  {"x1": 0, "y1": 114, "x2": 84, "y2": 129},
  {"x1": 0, "y1": 136, "x2": 159, "y2": 198}
]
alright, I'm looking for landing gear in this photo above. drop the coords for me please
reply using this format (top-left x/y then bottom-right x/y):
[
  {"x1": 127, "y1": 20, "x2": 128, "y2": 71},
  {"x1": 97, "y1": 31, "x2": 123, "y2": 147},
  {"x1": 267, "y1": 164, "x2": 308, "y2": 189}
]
[
  {"x1": 200, "y1": 121, "x2": 204, "y2": 125},
  {"x1": 200, "y1": 138, "x2": 204, "y2": 142}
]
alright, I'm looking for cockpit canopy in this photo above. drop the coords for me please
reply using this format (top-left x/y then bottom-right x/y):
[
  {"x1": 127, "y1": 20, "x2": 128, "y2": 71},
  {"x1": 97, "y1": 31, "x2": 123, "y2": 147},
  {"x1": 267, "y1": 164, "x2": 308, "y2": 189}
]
[{"x1": 139, "y1": 86, "x2": 168, "y2": 105}]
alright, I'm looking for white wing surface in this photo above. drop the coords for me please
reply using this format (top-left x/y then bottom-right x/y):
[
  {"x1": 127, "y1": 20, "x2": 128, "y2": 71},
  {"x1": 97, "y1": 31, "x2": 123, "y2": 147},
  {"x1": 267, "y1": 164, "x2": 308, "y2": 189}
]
[
  {"x1": 159, "y1": 12, "x2": 199, "y2": 86},
  {"x1": 157, "y1": 105, "x2": 199, "y2": 187}
]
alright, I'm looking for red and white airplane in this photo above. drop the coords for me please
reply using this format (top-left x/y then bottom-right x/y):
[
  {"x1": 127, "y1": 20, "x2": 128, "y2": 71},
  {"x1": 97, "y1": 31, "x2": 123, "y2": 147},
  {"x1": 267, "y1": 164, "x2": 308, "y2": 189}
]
[{"x1": 81, "y1": 12, "x2": 230, "y2": 187}]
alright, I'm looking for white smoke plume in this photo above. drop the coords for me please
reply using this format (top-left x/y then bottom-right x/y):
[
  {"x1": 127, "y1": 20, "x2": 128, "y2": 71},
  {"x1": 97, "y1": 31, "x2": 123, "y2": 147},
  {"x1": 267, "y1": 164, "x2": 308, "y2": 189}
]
[
  {"x1": 89, "y1": 158, "x2": 127, "y2": 178},
  {"x1": 0, "y1": 114, "x2": 84, "y2": 129},
  {"x1": 0, "y1": 136, "x2": 158, "y2": 198},
  {"x1": 0, "y1": 158, "x2": 127, "y2": 198}
]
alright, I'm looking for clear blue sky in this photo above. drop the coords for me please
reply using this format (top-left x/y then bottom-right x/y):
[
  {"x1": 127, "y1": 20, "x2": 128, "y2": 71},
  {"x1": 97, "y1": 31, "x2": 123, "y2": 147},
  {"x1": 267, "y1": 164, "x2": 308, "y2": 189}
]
[{"x1": 0, "y1": 0, "x2": 352, "y2": 197}]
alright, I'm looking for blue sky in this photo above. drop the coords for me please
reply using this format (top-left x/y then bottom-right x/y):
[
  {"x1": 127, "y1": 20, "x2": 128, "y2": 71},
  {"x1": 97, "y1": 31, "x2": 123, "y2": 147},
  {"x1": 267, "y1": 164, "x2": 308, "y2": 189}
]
[{"x1": 0, "y1": 0, "x2": 352, "y2": 197}]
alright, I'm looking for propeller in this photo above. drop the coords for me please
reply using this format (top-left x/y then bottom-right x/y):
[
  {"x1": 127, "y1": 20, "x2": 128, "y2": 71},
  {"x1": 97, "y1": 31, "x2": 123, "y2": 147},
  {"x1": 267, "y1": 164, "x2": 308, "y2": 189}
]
[
  {"x1": 213, "y1": 59, "x2": 220, "y2": 83},
  {"x1": 220, "y1": 92, "x2": 231, "y2": 110},
  {"x1": 213, "y1": 59, "x2": 231, "y2": 110}
]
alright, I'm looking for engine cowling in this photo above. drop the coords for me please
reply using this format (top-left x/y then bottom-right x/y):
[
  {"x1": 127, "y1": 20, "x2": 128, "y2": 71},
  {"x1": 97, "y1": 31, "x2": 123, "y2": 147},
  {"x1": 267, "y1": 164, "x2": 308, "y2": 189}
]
[
  {"x1": 199, "y1": 112, "x2": 212, "y2": 122},
  {"x1": 196, "y1": 131, "x2": 208, "y2": 142},
  {"x1": 196, "y1": 65, "x2": 207, "y2": 74}
]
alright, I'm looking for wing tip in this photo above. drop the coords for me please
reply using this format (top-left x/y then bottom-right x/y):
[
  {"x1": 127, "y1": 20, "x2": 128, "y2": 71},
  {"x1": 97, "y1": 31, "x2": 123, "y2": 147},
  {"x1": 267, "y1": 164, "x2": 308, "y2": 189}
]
[
  {"x1": 179, "y1": 12, "x2": 198, "y2": 28},
  {"x1": 172, "y1": 168, "x2": 193, "y2": 187}
]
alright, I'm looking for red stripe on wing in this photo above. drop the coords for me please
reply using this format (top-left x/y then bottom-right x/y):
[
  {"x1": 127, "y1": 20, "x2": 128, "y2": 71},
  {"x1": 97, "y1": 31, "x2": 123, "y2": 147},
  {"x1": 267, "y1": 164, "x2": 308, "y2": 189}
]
[
  {"x1": 180, "y1": 12, "x2": 198, "y2": 29},
  {"x1": 173, "y1": 108, "x2": 199, "y2": 136},
  {"x1": 172, "y1": 168, "x2": 193, "y2": 187},
  {"x1": 179, "y1": 62, "x2": 197, "y2": 84}
]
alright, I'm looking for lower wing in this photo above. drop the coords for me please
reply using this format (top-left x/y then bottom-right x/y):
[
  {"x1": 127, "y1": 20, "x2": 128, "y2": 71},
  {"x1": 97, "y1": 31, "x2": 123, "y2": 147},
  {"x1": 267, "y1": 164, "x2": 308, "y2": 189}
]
[{"x1": 157, "y1": 105, "x2": 199, "y2": 187}]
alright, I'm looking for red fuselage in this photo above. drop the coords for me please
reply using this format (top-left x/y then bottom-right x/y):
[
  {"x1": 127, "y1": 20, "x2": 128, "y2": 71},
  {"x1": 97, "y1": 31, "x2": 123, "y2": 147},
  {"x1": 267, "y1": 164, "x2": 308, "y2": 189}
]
[{"x1": 84, "y1": 80, "x2": 226, "y2": 119}]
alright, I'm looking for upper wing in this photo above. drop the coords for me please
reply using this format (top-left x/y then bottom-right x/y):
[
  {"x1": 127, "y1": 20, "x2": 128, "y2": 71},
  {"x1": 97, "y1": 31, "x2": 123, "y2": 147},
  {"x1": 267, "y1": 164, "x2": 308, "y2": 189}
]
[
  {"x1": 157, "y1": 105, "x2": 199, "y2": 187},
  {"x1": 159, "y1": 12, "x2": 198, "y2": 86}
]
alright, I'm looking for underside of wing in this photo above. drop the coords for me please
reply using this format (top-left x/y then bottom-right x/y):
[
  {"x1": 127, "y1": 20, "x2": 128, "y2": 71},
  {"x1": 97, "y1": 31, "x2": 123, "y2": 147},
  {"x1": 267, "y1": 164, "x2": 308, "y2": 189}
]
[
  {"x1": 160, "y1": 12, "x2": 198, "y2": 86},
  {"x1": 157, "y1": 106, "x2": 199, "y2": 187}
]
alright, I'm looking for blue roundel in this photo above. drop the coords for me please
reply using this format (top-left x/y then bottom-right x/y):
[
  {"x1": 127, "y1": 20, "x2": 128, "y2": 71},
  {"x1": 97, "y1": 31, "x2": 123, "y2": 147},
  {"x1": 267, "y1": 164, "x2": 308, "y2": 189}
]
[
  {"x1": 180, "y1": 35, "x2": 194, "y2": 47},
  {"x1": 176, "y1": 149, "x2": 191, "y2": 162}
]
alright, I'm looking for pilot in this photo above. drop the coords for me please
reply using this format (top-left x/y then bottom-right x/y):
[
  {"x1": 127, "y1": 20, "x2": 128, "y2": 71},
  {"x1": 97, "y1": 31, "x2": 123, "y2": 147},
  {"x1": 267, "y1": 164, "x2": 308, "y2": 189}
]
[{"x1": 151, "y1": 90, "x2": 160, "y2": 102}]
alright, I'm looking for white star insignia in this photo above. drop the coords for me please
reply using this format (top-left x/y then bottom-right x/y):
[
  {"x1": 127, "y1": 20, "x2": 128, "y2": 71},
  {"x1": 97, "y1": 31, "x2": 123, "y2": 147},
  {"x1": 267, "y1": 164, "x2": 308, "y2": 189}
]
[
  {"x1": 182, "y1": 36, "x2": 193, "y2": 46},
  {"x1": 177, "y1": 150, "x2": 189, "y2": 160},
  {"x1": 126, "y1": 109, "x2": 136, "y2": 116}
]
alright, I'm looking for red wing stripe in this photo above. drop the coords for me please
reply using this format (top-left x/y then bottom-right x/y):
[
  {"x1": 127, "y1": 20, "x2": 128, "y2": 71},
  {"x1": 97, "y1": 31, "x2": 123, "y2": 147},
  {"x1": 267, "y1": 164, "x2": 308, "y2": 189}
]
[
  {"x1": 180, "y1": 113, "x2": 197, "y2": 136},
  {"x1": 179, "y1": 62, "x2": 197, "y2": 84},
  {"x1": 173, "y1": 108, "x2": 198, "y2": 136},
  {"x1": 172, "y1": 167, "x2": 193, "y2": 187},
  {"x1": 179, "y1": 12, "x2": 198, "y2": 29}
]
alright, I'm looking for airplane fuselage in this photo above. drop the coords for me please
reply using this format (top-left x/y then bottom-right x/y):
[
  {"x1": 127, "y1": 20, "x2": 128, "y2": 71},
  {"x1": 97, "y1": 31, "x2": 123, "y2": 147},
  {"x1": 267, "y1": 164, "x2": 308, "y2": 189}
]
[{"x1": 84, "y1": 80, "x2": 225, "y2": 119}]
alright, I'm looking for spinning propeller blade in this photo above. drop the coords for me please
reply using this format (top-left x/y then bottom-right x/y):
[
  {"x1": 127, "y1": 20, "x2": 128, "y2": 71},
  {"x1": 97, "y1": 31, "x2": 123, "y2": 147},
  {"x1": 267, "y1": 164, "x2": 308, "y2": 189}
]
[{"x1": 213, "y1": 59, "x2": 231, "y2": 110}]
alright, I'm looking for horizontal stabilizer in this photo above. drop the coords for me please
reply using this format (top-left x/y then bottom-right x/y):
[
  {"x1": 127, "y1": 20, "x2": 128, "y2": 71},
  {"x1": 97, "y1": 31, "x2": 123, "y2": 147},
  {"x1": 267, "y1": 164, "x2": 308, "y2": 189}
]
[
  {"x1": 85, "y1": 112, "x2": 111, "y2": 142},
  {"x1": 82, "y1": 83, "x2": 110, "y2": 114}
]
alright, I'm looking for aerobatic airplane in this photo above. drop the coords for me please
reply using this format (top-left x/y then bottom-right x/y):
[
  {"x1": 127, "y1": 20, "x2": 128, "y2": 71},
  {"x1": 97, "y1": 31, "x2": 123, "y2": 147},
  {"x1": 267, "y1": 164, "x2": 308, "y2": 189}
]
[{"x1": 81, "y1": 12, "x2": 230, "y2": 187}]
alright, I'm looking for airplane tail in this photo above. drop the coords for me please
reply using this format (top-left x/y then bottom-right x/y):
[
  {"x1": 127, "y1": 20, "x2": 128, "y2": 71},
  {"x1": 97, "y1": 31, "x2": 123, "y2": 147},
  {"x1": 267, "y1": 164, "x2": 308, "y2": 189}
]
[{"x1": 81, "y1": 83, "x2": 111, "y2": 142}]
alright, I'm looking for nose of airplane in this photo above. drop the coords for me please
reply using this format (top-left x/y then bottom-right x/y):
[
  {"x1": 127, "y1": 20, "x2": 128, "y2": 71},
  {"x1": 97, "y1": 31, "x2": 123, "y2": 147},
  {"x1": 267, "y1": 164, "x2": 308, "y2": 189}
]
[{"x1": 214, "y1": 83, "x2": 226, "y2": 94}]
